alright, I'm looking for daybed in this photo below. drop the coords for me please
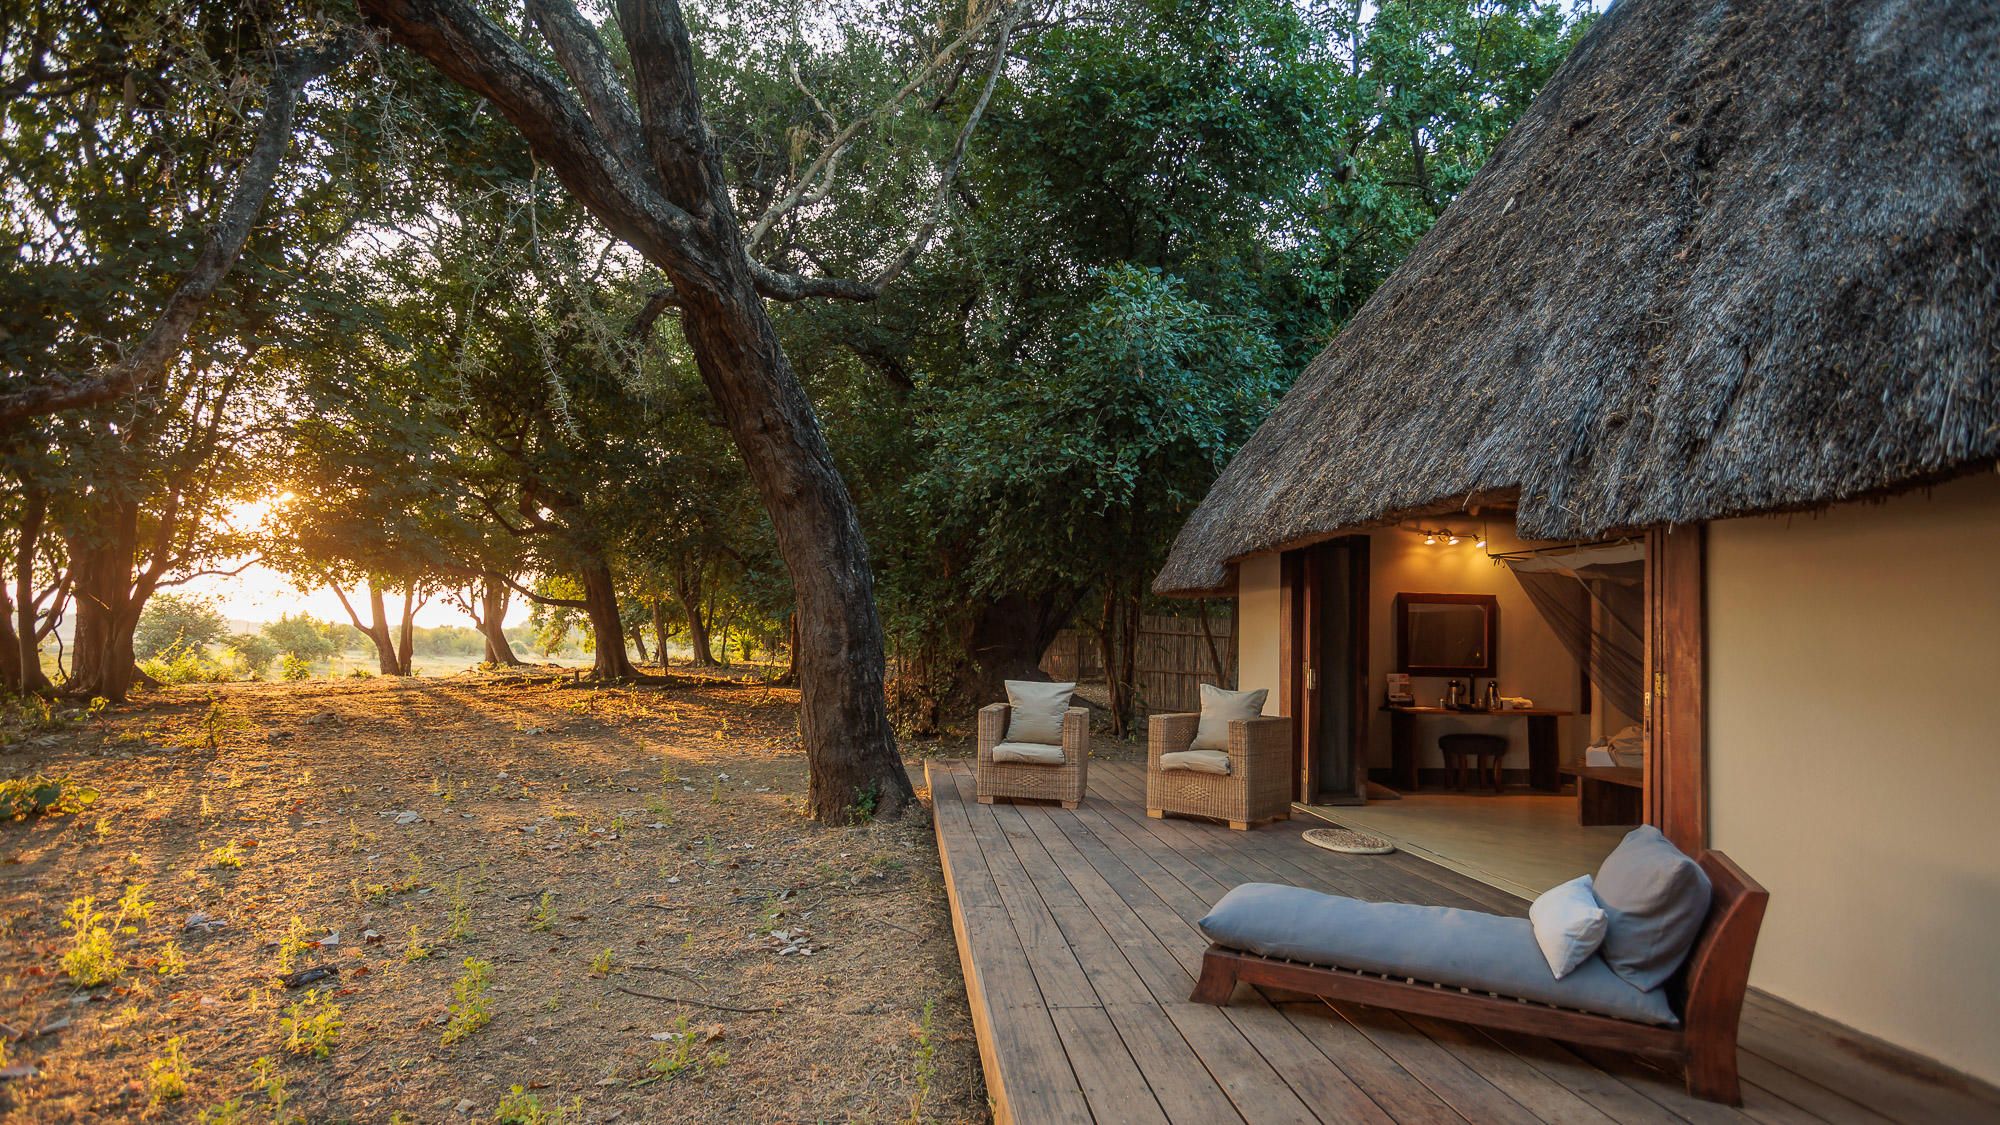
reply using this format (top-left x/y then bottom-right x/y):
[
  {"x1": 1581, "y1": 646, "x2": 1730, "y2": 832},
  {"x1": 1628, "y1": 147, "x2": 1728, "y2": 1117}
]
[{"x1": 1190, "y1": 829, "x2": 1768, "y2": 1104}]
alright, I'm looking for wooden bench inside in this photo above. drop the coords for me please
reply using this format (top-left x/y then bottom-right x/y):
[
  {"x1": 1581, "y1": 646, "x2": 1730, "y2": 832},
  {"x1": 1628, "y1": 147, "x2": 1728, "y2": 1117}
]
[
  {"x1": 1190, "y1": 850, "x2": 1769, "y2": 1105},
  {"x1": 1560, "y1": 764, "x2": 1643, "y2": 826}
]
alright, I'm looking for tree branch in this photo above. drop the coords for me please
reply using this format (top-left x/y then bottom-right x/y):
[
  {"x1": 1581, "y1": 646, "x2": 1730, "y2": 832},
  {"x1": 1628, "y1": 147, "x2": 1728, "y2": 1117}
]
[
  {"x1": 490, "y1": 570, "x2": 589, "y2": 609},
  {"x1": 0, "y1": 35, "x2": 353, "y2": 427}
]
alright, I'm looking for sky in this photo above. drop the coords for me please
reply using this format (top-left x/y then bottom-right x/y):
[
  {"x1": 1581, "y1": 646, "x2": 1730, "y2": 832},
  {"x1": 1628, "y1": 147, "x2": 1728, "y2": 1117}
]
[{"x1": 177, "y1": 498, "x2": 531, "y2": 630}]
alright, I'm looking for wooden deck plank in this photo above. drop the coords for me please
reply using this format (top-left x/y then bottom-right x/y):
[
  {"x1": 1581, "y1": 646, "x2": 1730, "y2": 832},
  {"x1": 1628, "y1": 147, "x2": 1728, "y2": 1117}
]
[
  {"x1": 930, "y1": 761, "x2": 1989, "y2": 1125},
  {"x1": 928, "y1": 762, "x2": 1095, "y2": 1123}
]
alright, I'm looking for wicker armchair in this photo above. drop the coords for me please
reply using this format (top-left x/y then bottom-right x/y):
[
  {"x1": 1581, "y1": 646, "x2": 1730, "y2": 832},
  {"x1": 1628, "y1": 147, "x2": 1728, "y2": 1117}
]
[
  {"x1": 976, "y1": 703, "x2": 1090, "y2": 809},
  {"x1": 1147, "y1": 712, "x2": 1293, "y2": 830}
]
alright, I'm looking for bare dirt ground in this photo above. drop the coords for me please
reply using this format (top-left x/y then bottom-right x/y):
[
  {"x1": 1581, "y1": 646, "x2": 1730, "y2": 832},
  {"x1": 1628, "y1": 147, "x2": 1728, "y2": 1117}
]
[{"x1": 0, "y1": 671, "x2": 986, "y2": 1123}]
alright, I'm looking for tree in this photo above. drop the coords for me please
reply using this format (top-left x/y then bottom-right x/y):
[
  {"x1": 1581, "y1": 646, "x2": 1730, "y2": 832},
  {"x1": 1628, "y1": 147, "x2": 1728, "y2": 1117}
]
[
  {"x1": 2, "y1": 2, "x2": 403, "y2": 700},
  {"x1": 226, "y1": 633, "x2": 283, "y2": 677},
  {"x1": 133, "y1": 594, "x2": 231, "y2": 662},
  {"x1": 262, "y1": 614, "x2": 341, "y2": 662},
  {"x1": 350, "y1": 0, "x2": 1032, "y2": 820}
]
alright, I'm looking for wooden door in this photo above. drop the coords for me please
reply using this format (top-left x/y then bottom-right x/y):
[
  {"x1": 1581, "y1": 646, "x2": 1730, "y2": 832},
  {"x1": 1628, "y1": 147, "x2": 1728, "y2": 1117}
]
[
  {"x1": 1285, "y1": 537, "x2": 1370, "y2": 804},
  {"x1": 1643, "y1": 525, "x2": 1707, "y2": 852}
]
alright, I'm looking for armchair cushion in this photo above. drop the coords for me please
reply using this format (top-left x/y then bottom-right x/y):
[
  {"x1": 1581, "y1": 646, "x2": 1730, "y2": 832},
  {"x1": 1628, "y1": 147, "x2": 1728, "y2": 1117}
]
[
  {"x1": 1191, "y1": 685, "x2": 1268, "y2": 751},
  {"x1": 1004, "y1": 680, "x2": 1076, "y2": 745},
  {"x1": 991, "y1": 741, "x2": 1067, "y2": 766},
  {"x1": 1160, "y1": 749, "x2": 1231, "y2": 775}
]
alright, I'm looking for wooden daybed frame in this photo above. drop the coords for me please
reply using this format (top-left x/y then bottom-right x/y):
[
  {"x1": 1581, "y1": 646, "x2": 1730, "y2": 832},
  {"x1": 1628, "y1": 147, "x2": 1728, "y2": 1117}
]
[{"x1": 1189, "y1": 851, "x2": 1769, "y2": 1104}]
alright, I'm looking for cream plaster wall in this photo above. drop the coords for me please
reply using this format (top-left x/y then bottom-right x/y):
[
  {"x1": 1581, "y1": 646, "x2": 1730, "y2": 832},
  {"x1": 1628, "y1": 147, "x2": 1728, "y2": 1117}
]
[
  {"x1": 1708, "y1": 469, "x2": 2000, "y2": 1085},
  {"x1": 1235, "y1": 552, "x2": 1283, "y2": 715}
]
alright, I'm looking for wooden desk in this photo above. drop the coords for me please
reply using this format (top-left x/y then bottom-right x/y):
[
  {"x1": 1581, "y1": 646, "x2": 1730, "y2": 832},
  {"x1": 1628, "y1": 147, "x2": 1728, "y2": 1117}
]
[
  {"x1": 1560, "y1": 765, "x2": 1644, "y2": 826},
  {"x1": 1383, "y1": 706, "x2": 1573, "y2": 793}
]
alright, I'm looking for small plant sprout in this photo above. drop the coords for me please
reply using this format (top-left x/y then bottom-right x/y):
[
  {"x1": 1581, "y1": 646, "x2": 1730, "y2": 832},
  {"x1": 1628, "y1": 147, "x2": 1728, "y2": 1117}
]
[
  {"x1": 279, "y1": 990, "x2": 342, "y2": 1056},
  {"x1": 147, "y1": 1034, "x2": 195, "y2": 1104},
  {"x1": 709, "y1": 776, "x2": 723, "y2": 805},
  {"x1": 156, "y1": 939, "x2": 188, "y2": 976},
  {"x1": 252, "y1": 1055, "x2": 298, "y2": 1123},
  {"x1": 609, "y1": 812, "x2": 630, "y2": 834},
  {"x1": 195, "y1": 1097, "x2": 247, "y2": 1124},
  {"x1": 404, "y1": 924, "x2": 432, "y2": 962},
  {"x1": 445, "y1": 874, "x2": 473, "y2": 942},
  {"x1": 441, "y1": 956, "x2": 494, "y2": 1046},
  {"x1": 529, "y1": 892, "x2": 556, "y2": 932},
  {"x1": 589, "y1": 947, "x2": 614, "y2": 976},
  {"x1": 494, "y1": 1085, "x2": 581, "y2": 1124},
  {"x1": 909, "y1": 999, "x2": 938, "y2": 1123},
  {"x1": 207, "y1": 842, "x2": 246, "y2": 869},
  {"x1": 635, "y1": 1016, "x2": 729, "y2": 1086},
  {"x1": 274, "y1": 915, "x2": 313, "y2": 975},
  {"x1": 59, "y1": 895, "x2": 123, "y2": 986}
]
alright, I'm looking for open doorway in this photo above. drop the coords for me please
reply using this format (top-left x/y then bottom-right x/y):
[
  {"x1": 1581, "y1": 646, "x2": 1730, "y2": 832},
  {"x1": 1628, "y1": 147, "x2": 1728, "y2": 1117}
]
[{"x1": 1289, "y1": 517, "x2": 1665, "y2": 897}]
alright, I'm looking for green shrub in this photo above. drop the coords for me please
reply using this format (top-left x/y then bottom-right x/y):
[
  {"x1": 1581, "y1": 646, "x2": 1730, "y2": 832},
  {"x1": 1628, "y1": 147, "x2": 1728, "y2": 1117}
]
[
  {"x1": 279, "y1": 654, "x2": 313, "y2": 682},
  {"x1": 0, "y1": 775, "x2": 98, "y2": 820},
  {"x1": 139, "y1": 646, "x2": 237, "y2": 685},
  {"x1": 225, "y1": 633, "x2": 281, "y2": 677}
]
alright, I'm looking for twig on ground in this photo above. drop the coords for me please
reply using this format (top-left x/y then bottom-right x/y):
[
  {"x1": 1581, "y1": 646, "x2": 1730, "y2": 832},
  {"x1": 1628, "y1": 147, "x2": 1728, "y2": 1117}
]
[{"x1": 612, "y1": 985, "x2": 781, "y2": 1014}]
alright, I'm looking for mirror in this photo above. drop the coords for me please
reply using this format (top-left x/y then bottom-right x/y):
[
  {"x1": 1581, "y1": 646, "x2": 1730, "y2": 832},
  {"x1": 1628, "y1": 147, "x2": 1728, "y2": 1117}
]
[{"x1": 1395, "y1": 593, "x2": 1498, "y2": 676}]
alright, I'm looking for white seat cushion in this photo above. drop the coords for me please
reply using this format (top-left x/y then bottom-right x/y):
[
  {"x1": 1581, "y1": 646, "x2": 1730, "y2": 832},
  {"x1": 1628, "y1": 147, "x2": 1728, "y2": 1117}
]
[
  {"x1": 1160, "y1": 749, "x2": 1230, "y2": 775},
  {"x1": 1190, "y1": 684, "x2": 1267, "y2": 751},
  {"x1": 1004, "y1": 680, "x2": 1075, "y2": 745},
  {"x1": 992, "y1": 741, "x2": 1067, "y2": 765}
]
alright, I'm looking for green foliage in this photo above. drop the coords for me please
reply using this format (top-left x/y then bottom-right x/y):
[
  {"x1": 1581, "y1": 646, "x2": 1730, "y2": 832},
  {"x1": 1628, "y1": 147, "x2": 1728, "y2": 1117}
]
[
  {"x1": 279, "y1": 654, "x2": 314, "y2": 682},
  {"x1": 0, "y1": 775, "x2": 98, "y2": 820},
  {"x1": 58, "y1": 884, "x2": 149, "y2": 986},
  {"x1": 494, "y1": 1085, "x2": 580, "y2": 1124},
  {"x1": 134, "y1": 594, "x2": 231, "y2": 662},
  {"x1": 262, "y1": 614, "x2": 341, "y2": 662},
  {"x1": 147, "y1": 1035, "x2": 195, "y2": 1104},
  {"x1": 225, "y1": 633, "x2": 282, "y2": 677},
  {"x1": 441, "y1": 956, "x2": 495, "y2": 1046},
  {"x1": 636, "y1": 1015, "x2": 729, "y2": 1085},
  {"x1": 279, "y1": 991, "x2": 342, "y2": 1057},
  {"x1": 139, "y1": 647, "x2": 239, "y2": 686}
]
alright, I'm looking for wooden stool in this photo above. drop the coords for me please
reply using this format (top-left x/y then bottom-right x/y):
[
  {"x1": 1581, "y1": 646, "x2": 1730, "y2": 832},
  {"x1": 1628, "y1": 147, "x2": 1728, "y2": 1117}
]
[{"x1": 1439, "y1": 733, "x2": 1507, "y2": 792}]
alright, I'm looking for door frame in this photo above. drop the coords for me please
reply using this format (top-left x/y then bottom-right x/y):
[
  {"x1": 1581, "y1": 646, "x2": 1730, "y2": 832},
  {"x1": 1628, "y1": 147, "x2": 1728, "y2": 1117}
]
[
  {"x1": 1283, "y1": 536, "x2": 1371, "y2": 804},
  {"x1": 1643, "y1": 524, "x2": 1707, "y2": 852}
]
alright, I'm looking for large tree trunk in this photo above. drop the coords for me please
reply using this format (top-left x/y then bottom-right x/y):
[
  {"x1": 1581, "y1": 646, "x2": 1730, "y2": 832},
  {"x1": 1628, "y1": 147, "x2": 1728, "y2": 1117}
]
[
  {"x1": 579, "y1": 556, "x2": 636, "y2": 681},
  {"x1": 478, "y1": 576, "x2": 522, "y2": 665},
  {"x1": 62, "y1": 500, "x2": 147, "y2": 701},
  {"x1": 359, "y1": 0, "x2": 913, "y2": 822}
]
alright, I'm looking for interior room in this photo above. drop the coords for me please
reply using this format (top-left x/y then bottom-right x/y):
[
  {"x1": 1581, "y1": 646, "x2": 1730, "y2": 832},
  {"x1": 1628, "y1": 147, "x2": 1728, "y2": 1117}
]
[{"x1": 1252, "y1": 516, "x2": 1649, "y2": 898}]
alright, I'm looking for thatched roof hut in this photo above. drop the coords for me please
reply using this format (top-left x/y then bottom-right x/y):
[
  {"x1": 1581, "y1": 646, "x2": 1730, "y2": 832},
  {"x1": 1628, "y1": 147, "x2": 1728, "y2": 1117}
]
[{"x1": 1154, "y1": 0, "x2": 2000, "y2": 596}]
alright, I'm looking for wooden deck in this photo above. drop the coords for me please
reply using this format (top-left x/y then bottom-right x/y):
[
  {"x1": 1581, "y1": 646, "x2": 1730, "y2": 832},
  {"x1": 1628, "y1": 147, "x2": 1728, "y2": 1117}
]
[{"x1": 928, "y1": 759, "x2": 2000, "y2": 1125}]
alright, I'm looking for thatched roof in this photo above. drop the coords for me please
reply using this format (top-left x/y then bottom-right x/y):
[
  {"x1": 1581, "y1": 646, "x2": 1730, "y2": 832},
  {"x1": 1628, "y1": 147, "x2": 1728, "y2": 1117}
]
[{"x1": 1155, "y1": 0, "x2": 2000, "y2": 596}]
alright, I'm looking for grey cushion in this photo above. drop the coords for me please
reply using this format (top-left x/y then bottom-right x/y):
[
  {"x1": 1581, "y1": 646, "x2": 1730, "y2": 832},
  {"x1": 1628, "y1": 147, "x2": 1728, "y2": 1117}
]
[
  {"x1": 1198, "y1": 883, "x2": 1679, "y2": 1027},
  {"x1": 1159, "y1": 749, "x2": 1231, "y2": 775},
  {"x1": 1593, "y1": 826, "x2": 1712, "y2": 991},
  {"x1": 991, "y1": 741, "x2": 1066, "y2": 765},
  {"x1": 1191, "y1": 684, "x2": 1267, "y2": 751},
  {"x1": 1004, "y1": 680, "x2": 1075, "y2": 745}
]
